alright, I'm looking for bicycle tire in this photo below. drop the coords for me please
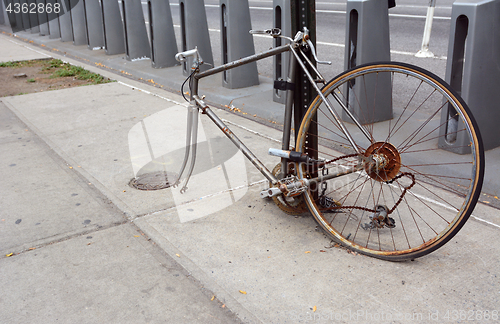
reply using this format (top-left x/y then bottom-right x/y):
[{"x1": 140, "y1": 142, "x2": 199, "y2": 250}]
[{"x1": 295, "y1": 62, "x2": 484, "y2": 261}]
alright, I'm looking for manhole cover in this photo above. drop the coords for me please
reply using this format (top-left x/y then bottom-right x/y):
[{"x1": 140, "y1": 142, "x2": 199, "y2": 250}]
[{"x1": 129, "y1": 172, "x2": 179, "y2": 190}]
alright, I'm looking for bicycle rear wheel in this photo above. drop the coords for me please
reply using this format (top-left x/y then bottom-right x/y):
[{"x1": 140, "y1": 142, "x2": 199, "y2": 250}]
[{"x1": 295, "y1": 62, "x2": 484, "y2": 261}]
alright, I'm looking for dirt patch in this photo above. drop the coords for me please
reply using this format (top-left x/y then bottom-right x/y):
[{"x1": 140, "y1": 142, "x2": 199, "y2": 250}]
[{"x1": 0, "y1": 59, "x2": 114, "y2": 97}]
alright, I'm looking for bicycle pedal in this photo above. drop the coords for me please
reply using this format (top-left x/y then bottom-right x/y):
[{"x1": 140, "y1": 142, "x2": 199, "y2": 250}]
[{"x1": 260, "y1": 187, "x2": 282, "y2": 199}]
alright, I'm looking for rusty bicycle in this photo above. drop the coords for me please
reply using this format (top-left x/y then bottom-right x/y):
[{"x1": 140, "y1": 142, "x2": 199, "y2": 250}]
[{"x1": 174, "y1": 27, "x2": 484, "y2": 261}]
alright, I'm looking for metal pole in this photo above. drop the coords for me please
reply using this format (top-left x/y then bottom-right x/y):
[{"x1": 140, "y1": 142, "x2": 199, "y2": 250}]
[
  {"x1": 291, "y1": 0, "x2": 316, "y2": 155},
  {"x1": 415, "y1": 0, "x2": 436, "y2": 58},
  {"x1": 291, "y1": 0, "x2": 318, "y2": 196}
]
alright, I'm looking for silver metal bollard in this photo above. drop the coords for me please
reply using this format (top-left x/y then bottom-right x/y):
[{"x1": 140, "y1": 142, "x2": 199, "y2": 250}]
[
  {"x1": 121, "y1": 0, "x2": 150, "y2": 61},
  {"x1": 83, "y1": 0, "x2": 105, "y2": 49},
  {"x1": 343, "y1": 0, "x2": 392, "y2": 124},
  {"x1": 101, "y1": 0, "x2": 125, "y2": 54},
  {"x1": 415, "y1": 0, "x2": 436, "y2": 58},
  {"x1": 28, "y1": 0, "x2": 40, "y2": 33},
  {"x1": 272, "y1": 0, "x2": 291, "y2": 104},
  {"x1": 59, "y1": 0, "x2": 73, "y2": 41},
  {"x1": 4, "y1": 0, "x2": 17, "y2": 30},
  {"x1": 439, "y1": 0, "x2": 500, "y2": 153},
  {"x1": 47, "y1": 0, "x2": 60, "y2": 39},
  {"x1": 38, "y1": 0, "x2": 49, "y2": 35},
  {"x1": 70, "y1": 0, "x2": 88, "y2": 45},
  {"x1": 179, "y1": 0, "x2": 213, "y2": 75},
  {"x1": 13, "y1": 0, "x2": 24, "y2": 31},
  {"x1": 219, "y1": 0, "x2": 259, "y2": 89},
  {"x1": 147, "y1": 0, "x2": 178, "y2": 68},
  {"x1": 20, "y1": 0, "x2": 31, "y2": 30},
  {"x1": 0, "y1": 0, "x2": 5, "y2": 25}
]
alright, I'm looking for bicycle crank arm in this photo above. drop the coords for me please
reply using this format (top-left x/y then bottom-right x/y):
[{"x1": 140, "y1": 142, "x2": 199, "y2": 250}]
[
  {"x1": 260, "y1": 178, "x2": 310, "y2": 199},
  {"x1": 260, "y1": 163, "x2": 363, "y2": 199}
]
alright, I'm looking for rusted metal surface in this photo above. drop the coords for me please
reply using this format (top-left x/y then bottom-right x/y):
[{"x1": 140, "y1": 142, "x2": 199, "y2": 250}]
[{"x1": 364, "y1": 142, "x2": 401, "y2": 182}]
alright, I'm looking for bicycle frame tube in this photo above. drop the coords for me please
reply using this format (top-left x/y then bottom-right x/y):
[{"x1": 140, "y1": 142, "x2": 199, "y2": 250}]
[
  {"x1": 291, "y1": 49, "x2": 372, "y2": 152},
  {"x1": 179, "y1": 41, "x2": 370, "y2": 191},
  {"x1": 179, "y1": 44, "x2": 298, "y2": 186},
  {"x1": 195, "y1": 44, "x2": 294, "y2": 80}
]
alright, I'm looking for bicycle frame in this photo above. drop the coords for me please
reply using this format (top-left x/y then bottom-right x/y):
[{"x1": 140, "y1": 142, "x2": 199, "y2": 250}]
[{"x1": 176, "y1": 30, "x2": 367, "y2": 196}]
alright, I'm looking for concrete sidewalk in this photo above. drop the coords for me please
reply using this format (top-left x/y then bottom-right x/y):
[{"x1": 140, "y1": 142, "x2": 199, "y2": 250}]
[{"x1": 1, "y1": 31, "x2": 500, "y2": 324}]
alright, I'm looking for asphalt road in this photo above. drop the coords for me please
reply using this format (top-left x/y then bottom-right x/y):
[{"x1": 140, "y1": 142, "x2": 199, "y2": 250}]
[{"x1": 144, "y1": 0, "x2": 454, "y2": 81}]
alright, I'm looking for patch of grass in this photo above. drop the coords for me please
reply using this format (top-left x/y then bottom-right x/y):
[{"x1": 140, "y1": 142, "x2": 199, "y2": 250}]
[
  {"x1": 0, "y1": 60, "x2": 39, "y2": 68},
  {"x1": 1, "y1": 59, "x2": 113, "y2": 85},
  {"x1": 41, "y1": 59, "x2": 65, "y2": 71},
  {"x1": 50, "y1": 63, "x2": 110, "y2": 84},
  {"x1": 0, "y1": 61, "x2": 21, "y2": 67}
]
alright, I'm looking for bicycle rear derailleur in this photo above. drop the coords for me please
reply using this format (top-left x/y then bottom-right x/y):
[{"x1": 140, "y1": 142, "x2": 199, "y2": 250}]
[{"x1": 361, "y1": 205, "x2": 396, "y2": 230}]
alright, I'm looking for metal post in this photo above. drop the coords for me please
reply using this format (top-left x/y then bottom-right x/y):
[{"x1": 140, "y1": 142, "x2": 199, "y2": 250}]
[
  {"x1": 4, "y1": 0, "x2": 17, "y2": 31},
  {"x1": 291, "y1": 0, "x2": 317, "y2": 195},
  {"x1": 101, "y1": 0, "x2": 125, "y2": 54},
  {"x1": 20, "y1": 0, "x2": 31, "y2": 30},
  {"x1": 219, "y1": 0, "x2": 259, "y2": 88},
  {"x1": 38, "y1": 0, "x2": 50, "y2": 35},
  {"x1": 83, "y1": 0, "x2": 105, "y2": 49},
  {"x1": 415, "y1": 0, "x2": 436, "y2": 58},
  {"x1": 13, "y1": 0, "x2": 24, "y2": 32},
  {"x1": 343, "y1": 0, "x2": 392, "y2": 124},
  {"x1": 439, "y1": 0, "x2": 500, "y2": 153},
  {"x1": 121, "y1": 0, "x2": 150, "y2": 61},
  {"x1": 273, "y1": 0, "x2": 292, "y2": 103},
  {"x1": 70, "y1": 0, "x2": 88, "y2": 45},
  {"x1": 147, "y1": 0, "x2": 178, "y2": 68},
  {"x1": 47, "y1": 0, "x2": 60, "y2": 39},
  {"x1": 27, "y1": 0, "x2": 40, "y2": 33},
  {"x1": 179, "y1": 0, "x2": 214, "y2": 75},
  {"x1": 0, "y1": 0, "x2": 5, "y2": 25},
  {"x1": 59, "y1": 0, "x2": 73, "y2": 41}
]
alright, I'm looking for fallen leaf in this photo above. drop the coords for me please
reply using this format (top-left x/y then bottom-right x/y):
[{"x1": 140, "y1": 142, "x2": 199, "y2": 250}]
[
  {"x1": 69, "y1": 166, "x2": 73, "y2": 169},
  {"x1": 222, "y1": 304, "x2": 225, "y2": 308},
  {"x1": 176, "y1": 254, "x2": 180, "y2": 257},
  {"x1": 6, "y1": 253, "x2": 13, "y2": 257},
  {"x1": 319, "y1": 250, "x2": 326, "y2": 252},
  {"x1": 313, "y1": 306, "x2": 317, "y2": 312},
  {"x1": 305, "y1": 251, "x2": 311, "y2": 254},
  {"x1": 211, "y1": 295, "x2": 215, "y2": 301},
  {"x1": 134, "y1": 235, "x2": 140, "y2": 237},
  {"x1": 29, "y1": 247, "x2": 36, "y2": 250},
  {"x1": 239, "y1": 290, "x2": 247, "y2": 295}
]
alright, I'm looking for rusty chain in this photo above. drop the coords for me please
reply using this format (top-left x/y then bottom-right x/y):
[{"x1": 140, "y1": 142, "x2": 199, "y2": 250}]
[{"x1": 312, "y1": 154, "x2": 416, "y2": 215}]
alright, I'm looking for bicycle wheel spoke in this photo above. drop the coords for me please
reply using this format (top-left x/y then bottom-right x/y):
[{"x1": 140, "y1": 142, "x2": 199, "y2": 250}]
[{"x1": 296, "y1": 62, "x2": 483, "y2": 260}]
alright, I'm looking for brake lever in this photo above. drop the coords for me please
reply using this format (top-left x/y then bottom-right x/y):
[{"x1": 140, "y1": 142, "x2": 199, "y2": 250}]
[
  {"x1": 305, "y1": 38, "x2": 332, "y2": 65},
  {"x1": 249, "y1": 28, "x2": 281, "y2": 37}
]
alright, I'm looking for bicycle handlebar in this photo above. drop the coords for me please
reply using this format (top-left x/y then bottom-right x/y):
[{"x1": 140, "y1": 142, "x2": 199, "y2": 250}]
[{"x1": 175, "y1": 48, "x2": 201, "y2": 63}]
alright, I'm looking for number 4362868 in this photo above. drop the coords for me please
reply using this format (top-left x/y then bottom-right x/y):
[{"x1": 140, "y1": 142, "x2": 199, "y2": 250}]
[{"x1": 6, "y1": 2, "x2": 61, "y2": 14}]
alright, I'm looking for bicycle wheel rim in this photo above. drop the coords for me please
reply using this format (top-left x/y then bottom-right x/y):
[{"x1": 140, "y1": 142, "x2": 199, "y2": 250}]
[{"x1": 296, "y1": 62, "x2": 484, "y2": 261}]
